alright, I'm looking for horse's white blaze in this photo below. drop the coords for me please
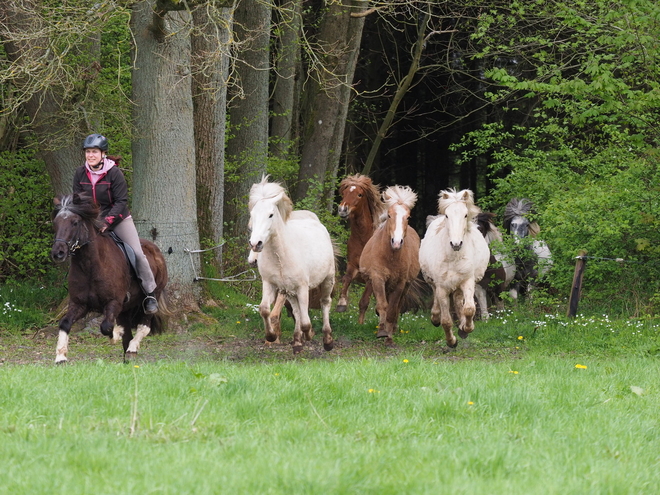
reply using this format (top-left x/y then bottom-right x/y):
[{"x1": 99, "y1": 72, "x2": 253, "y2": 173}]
[
  {"x1": 126, "y1": 324, "x2": 150, "y2": 353},
  {"x1": 391, "y1": 204, "x2": 407, "y2": 249},
  {"x1": 112, "y1": 324, "x2": 125, "y2": 344},
  {"x1": 55, "y1": 330, "x2": 69, "y2": 363},
  {"x1": 349, "y1": 186, "x2": 356, "y2": 192}
]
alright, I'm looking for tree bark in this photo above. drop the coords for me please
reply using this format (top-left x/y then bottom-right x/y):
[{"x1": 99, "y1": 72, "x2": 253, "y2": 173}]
[
  {"x1": 270, "y1": 0, "x2": 302, "y2": 160},
  {"x1": 294, "y1": 0, "x2": 367, "y2": 205},
  {"x1": 191, "y1": 2, "x2": 234, "y2": 267},
  {"x1": 130, "y1": 1, "x2": 201, "y2": 310},
  {"x1": 224, "y1": 0, "x2": 272, "y2": 237}
]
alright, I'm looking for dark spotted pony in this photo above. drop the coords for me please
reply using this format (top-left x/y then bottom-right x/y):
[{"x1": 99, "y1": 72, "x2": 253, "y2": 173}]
[
  {"x1": 50, "y1": 193, "x2": 168, "y2": 363},
  {"x1": 503, "y1": 198, "x2": 553, "y2": 301}
]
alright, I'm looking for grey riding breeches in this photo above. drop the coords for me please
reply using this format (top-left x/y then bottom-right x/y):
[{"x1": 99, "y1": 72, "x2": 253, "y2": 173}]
[{"x1": 112, "y1": 216, "x2": 157, "y2": 294}]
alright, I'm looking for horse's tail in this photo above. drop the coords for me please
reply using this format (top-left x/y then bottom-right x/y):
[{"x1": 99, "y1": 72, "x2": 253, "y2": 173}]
[
  {"x1": 150, "y1": 290, "x2": 172, "y2": 334},
  {"x1": 400, "y1": 274, "x2": 433, "y2": 314}
]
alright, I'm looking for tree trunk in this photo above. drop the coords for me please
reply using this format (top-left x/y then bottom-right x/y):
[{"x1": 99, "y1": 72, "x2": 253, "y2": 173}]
[
  {"x1": 224, "y1": 0, "x2": 272, "y2": 238},
  {"x1": 294, "y1": 0, "x2": 367, "y2": 205},
  {"x1": 191, "y1": 3, "x2": 233, "y2": 267},
  {"x1": 130, "y1": 1, "x2": 201, "y2": 310},
  {"x1": 270, "y1": 0, "x2": 302, "y2": 160}
]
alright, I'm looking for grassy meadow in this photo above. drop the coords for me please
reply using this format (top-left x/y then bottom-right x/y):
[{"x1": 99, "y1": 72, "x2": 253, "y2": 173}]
[{"x1": 1, "y1": 279, "x2": 660, "y2": 493}]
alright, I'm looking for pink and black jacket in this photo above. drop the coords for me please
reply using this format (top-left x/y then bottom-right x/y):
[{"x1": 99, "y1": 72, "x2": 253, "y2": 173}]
[{"x1": 72, "y1": 163, "x2": 130, "y2": 231}]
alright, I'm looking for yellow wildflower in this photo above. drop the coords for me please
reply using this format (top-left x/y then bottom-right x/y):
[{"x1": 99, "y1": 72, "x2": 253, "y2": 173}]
[{"x1": 575, "y1": 364, "x2": 587, "y2": 369}]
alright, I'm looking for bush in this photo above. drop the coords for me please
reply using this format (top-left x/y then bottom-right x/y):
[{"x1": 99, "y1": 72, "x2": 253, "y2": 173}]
[{"x1": 0, "y1": 151, "x2": 55, "y2": 280}]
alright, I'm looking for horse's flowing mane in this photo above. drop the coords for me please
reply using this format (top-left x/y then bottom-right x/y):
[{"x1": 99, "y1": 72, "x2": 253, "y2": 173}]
[
  {"x1": 339, "y1": 174, "x2": 386, "y2": 226},
  {"x1": 503, "y1": 198, "x2": 537, "y2": 234},
  {"x1": 52, "y1": 194, "x2": 100, "y2": 224},
  {"x1": 475, "y1": 212, "x2": 503, "y2": 244},
  {"x1": 437, "y1": 188, "x2": 481, "y2": 220},
  {"x1": 249, "y1": 175, "x2": 293, "y2": 221},
  {"x1": 383, "y1": 185, "x2": 417, "y2": 210}
]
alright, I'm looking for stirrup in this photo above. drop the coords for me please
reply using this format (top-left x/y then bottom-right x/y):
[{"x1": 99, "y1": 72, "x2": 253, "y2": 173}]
[{"x1": 143, "y1": 295, "x2": 158, "y2": 315}]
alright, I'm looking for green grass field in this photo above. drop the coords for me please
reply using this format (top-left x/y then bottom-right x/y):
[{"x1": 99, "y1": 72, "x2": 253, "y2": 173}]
[{"x1": 1, "y1": 281, "x2": 660, "y2": 493}]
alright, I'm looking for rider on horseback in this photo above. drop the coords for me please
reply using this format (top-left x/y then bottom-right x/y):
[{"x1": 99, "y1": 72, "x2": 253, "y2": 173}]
[{"x1": 73, "y1": 134, "x2": 159, "y2": 314}]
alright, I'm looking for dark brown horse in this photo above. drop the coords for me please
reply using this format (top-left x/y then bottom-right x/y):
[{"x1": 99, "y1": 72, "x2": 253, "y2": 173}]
[
  {"x1": 50, "y1": 193, "x2": 168, "y2": 363},
  {"x1": 336, "y1": 174, "x2": 386, "y2": 320},
  {"x1": 359, "y1": 185, "x2": 420, "y2": 344}
]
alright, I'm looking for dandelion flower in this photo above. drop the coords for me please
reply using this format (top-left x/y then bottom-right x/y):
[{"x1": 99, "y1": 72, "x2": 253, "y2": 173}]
[
  {"x1": 403, "y1": 359, "x2": 409, "y2": 363},
  {"x1": 134, "y1": 365, "x2": 139, "y2": 369},
  {"x1": 509, "y1": 370, "x2": 519, "y2": 374},
  {"x1": 468, "y1": 401, "x2": 474, "y2": 405},
  {"x1": 575, "y1": 364, "x2": 587, "y2": 369},
  {"x1": 518, "y1": 336, "x2": 524, "y2": 340}
]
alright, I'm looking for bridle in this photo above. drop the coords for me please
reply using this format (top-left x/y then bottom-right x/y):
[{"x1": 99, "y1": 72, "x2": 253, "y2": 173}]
[{"x1": 54, "y1": 222, "x2": 91, "y2": 257}]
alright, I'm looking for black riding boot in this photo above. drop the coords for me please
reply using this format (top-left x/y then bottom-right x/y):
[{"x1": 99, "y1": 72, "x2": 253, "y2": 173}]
[{"x1": 143, "y1": 292, "x2": 158, "y2": 314}]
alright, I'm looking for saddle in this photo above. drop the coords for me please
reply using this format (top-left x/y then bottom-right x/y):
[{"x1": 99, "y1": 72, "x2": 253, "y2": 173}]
[{"x1": 108, "y1": 231, "x2": 139, "y2": 281}]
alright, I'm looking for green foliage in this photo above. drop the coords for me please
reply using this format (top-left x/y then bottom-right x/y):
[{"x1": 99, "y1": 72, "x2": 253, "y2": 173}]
[
  {"x1": 453, "y1": 0, "x2": 660, "y2": 312},
  {"x1": 0, "y1": 151, "x2": 55, "y2": 280}
]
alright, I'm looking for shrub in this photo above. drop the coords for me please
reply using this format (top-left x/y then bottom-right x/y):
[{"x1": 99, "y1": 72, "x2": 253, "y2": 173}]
[{"x1": 0, "y1": 151, "x2": 54, "y2": 280}]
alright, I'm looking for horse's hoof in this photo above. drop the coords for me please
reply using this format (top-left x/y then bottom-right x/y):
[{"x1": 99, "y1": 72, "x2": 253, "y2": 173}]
[
  {"x1": 55, "y1": 359, "x2": 67, "y2": 365},
  {"x1": 447, "y1": 339, "x2": 458, "y2": 349},
  {"x1": 335, "y1": 305, "x2": 347, "y2": 313},
  {"x1": 265, "y1": 333, "x2": 278, "y2": 343},
  {"x1": 431, "y1": 319, "x2": 441, "y2": 328},
  {"x1": 293, "y1": 345, "x2": 303, "y2": 354},
  {"x1": 458, "y1": 330, "x2": 469, "y2": 339},
  {"x1": 323, "y1": 342, "x2": 334, "y2": 351},
  {"x1": 376, "y1": 329, "x2": 389, "y2": 338}
]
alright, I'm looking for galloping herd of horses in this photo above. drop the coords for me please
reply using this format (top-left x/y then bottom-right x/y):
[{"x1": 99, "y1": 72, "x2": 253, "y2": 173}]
[{"x1": 49, "y1": 175, "x2": 552, "y2": 362}]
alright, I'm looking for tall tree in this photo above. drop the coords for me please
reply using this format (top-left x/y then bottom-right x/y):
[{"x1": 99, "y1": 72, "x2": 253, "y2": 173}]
[
  {"x1": 191, "y1": 1, "x2": 234, "y2": 266},
  {"x1": 130, "y1": 1, "x2": 201, "y2": 309},
  {"x1": 294, "y1": 0, "x2": 367, "y2": 205},
  {"x1": 270, "y1": 0, "x2": 302, "y2": 160},
  {"x1": 0, "y1": 0, "x2": 107, "y2": 195},
  {"x1": 224, "y1": 0, "x2": 272, "y2": 237}
]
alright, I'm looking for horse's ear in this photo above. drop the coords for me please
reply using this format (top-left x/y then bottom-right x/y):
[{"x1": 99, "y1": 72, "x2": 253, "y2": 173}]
[
  {"x1": 460, "y1": 190, "x2": 471, "y2": 202},
  {"x1": 53, "y1": 196, "x2": 62, "y2": 207},
  {"x1": 72, "y1": 193, "x2": 82, "y2": 205}
]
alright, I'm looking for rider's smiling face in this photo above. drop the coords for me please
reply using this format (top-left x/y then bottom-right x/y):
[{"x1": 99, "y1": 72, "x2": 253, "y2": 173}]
[{"x1": 85, "y1": 148, "x2": 104, "y2": 169}]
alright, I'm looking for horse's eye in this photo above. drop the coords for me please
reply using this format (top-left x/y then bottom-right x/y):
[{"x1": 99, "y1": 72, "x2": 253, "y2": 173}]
[
  {"x1": 269, "y1": 213, "x2": 273, "y2": 218},
  {"x1": 358, "y1": 194, "x2": 363, "y2": 198}
]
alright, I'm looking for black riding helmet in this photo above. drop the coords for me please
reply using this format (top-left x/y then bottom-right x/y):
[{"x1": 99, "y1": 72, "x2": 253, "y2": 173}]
[{"x1": 82, "y1": 133, "x2": 109, "y2": 151}]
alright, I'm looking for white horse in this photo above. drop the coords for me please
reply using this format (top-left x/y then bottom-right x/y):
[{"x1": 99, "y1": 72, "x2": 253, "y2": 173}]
[
  {"x1": 248, "y1": 176, "x2": 336, "y2": 353},
  {"x1": 419, "y1": 189, "x2": 490, "y2": 348}
]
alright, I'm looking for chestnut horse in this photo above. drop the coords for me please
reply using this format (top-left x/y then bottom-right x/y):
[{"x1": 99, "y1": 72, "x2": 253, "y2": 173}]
[
  {"x1": 248, "y1": 177, "x2": 336, "y2": 354},
  {"x1": 359, "y1": 185, "x2": 420, "y2": 344},
  {"x1": 50, "y1": 194, "x2": 168, "y2": 363},
  {"x1": 336, "y1": 174, "x2": 386, "y2": 320},
  {"x1": 419, "y1": 189, "x2": 490, "y2": 348}
]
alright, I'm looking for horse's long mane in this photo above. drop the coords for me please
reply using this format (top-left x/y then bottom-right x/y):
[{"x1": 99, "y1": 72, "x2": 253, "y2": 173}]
[
  {"x1": 503, "y1": 198, "x2": 537, "y2": 234},
  {"x1": 52, "y1": 194, "x2": 100, "y2": 224},
  {"x1": 437, "y1": 188, "x2": 481, "y2": 220},
  {"x1": 475, "y1": 212, "x2": 503, "y2": 244},
  {"x1": 339, "y1": 174, "x2": 386, "y2": 226},
  {"x1": 383, "y1": 185, "x2": 417, "y2": 209},
  {"x1": 249, "y1": 175, "x2": 293, "y2": 221}
]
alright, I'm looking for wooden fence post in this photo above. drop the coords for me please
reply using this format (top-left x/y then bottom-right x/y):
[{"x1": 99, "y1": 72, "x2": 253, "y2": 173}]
[{"x1": 567, "y1": 250, "x2": 588, "y2": 318}]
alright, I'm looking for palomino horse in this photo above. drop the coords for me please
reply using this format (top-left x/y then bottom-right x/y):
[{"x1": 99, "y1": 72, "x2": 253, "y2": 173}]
[
  {"x1": 248, "y1": 176, "x2": 336, "y2": 354},
  {"x1": 50, "y1": 193, "x2": 168, "y2": 363},
  {"x1": 503, "y1": 198, "x2": 553, "y2": 300},
  {"x1": 336, "y1": 174, "x2": 386, "y2": 319},
  {"x1": 359, "y1": 185, "x2": 420, "y2": 344},
  {"x1": 419, "y1": 189, "x2": 490, "y2": 347},
  {"x1": 474, "y1": 212, "x2": 516, "y2": 317}
]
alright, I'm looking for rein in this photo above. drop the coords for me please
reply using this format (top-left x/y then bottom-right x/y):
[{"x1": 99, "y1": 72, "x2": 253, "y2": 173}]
[{"x1": 54, "y1": 223, "x2": 91, "y2": 257}]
